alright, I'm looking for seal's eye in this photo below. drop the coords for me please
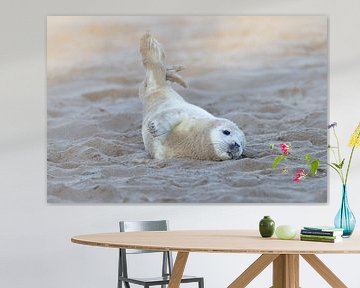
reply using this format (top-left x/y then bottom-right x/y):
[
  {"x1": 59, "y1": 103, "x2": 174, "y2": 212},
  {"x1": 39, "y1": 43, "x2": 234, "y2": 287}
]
[{"x1": 223, "y1": 130, "x2": 231, "y2": 136}]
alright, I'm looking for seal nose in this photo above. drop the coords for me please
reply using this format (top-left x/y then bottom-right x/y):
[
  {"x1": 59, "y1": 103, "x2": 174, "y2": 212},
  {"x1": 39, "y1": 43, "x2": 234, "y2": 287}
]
[{"x1": 229, "y1": 142, "x2": 240, "y2": 152}]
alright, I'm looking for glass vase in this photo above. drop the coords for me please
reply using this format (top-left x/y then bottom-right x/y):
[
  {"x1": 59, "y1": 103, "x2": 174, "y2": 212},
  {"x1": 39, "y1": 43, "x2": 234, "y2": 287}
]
[{"x1": 334, "y1": 185, "x2": 356, "y2": 237}]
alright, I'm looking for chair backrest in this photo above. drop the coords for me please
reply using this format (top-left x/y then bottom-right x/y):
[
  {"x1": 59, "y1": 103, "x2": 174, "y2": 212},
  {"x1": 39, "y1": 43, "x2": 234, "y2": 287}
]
[
  {"x1": 119, "y1": 220, "x2": 169, "y2": 254},
  {"x1": 118, "y1": 220, "x2": 174, "y2": 284}
]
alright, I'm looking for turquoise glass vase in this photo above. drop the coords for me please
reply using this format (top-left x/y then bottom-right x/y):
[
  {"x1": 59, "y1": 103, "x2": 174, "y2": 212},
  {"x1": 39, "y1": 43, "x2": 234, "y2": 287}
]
[{"x1": 334, "y1": 185, "x2": 356, "y2": 237}]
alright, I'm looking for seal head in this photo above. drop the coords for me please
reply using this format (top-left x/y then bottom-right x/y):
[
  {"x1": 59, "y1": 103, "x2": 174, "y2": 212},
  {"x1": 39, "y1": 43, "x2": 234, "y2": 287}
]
[{"x1": 210, "y1": 118, "x2": 246, "y2": 160}]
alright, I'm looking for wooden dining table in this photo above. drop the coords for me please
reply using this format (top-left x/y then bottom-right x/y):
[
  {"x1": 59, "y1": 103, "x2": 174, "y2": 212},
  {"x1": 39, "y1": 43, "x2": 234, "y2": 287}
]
[{"x1": 71, "y1": 230, "x2": 360, "y2": 288}]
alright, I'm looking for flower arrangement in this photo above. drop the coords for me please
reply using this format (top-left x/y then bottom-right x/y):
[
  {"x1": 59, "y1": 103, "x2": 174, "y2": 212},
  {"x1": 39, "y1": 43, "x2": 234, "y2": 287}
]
[{"x1": 271, "y1": 122, "x2": 360, "y2": 184}]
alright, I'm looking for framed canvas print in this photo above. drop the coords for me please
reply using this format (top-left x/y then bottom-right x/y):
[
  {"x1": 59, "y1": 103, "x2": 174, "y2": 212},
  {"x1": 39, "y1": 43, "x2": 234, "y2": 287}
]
[{"x1": 47, "y1": 16, "x2": 328, "y2": 203}]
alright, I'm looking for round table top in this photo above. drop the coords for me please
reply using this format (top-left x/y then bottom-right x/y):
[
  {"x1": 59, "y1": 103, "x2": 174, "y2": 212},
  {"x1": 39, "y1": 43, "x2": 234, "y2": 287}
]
[{"x1": 71, "y1": 230, "x2": 360, "y2": 254}]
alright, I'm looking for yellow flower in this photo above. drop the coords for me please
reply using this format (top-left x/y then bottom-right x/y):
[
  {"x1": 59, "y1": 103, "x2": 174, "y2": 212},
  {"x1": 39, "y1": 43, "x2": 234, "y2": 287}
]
[{"x1": 349, "y1": 122, "x2": 360, "y2": 148}]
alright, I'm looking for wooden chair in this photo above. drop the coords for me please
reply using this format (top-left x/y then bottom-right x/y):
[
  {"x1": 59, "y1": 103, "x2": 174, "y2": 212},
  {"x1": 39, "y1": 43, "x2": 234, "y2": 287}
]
[{"x1": 118, "y1": 220, "x2": 204, "y2": 288}]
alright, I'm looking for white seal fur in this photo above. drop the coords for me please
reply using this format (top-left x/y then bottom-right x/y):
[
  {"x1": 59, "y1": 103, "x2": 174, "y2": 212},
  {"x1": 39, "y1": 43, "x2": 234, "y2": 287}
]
[{"x1": 139, "y1": 32, "x2": 246, "y2": 160}]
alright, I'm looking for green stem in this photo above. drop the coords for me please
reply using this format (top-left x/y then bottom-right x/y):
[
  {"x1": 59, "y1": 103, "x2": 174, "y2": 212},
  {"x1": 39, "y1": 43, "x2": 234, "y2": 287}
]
[
  {"x1": 332, "y1": 127, "x2": 345, "y2": 182},
  {"x1": 333, "y1": 127, "x2": 342, "y2": 164},
  {"x1": 330, "y1": 147, "x2": 339, "y2": 164},
  {"x1": 345, "y1": 145, "x2": 356, "y2": 185},
  {"x1": 326, "y1": 163, "x2": 345, "y2": 184}
]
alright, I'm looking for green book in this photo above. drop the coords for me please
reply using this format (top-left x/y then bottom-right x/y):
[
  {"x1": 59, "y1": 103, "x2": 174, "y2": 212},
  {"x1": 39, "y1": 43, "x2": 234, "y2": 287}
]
[
  {"x1": 300, "y1": 236, "x2": 342, "y2": 243},
  {"x1": 300, "y1": 234, "x2": 340, "y2": 240}
]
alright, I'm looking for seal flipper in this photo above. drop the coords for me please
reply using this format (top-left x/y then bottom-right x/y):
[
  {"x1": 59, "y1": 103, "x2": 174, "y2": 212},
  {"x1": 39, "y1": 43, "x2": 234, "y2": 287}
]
[
  {"x1": 140, "y1": 32, "x2": 167, "y2": 90},
  {"x1": 166, "y1": 64, "x2": 188, "y2": 88},
  {"x1": 166, "y1": 70, "x2": 188, "y2": 88},
  {"x1": 147, "y1": 118, "x2": 175, "y2": 137},
  {"x1": 147, "y1": 121, "x2": 160, "y2": 136},
  {"x1": 147, "y1": 110, "x2": 186, "y2": 137},
  {"x1": 140, "y1": 33, "x2": 188, "y2": 91}
]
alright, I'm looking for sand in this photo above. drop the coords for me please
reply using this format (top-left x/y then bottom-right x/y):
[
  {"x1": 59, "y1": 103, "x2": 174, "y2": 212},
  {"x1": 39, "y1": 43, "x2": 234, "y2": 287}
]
[{"x1": 47, "y1": 16, "x2": 328, "y2": 203}]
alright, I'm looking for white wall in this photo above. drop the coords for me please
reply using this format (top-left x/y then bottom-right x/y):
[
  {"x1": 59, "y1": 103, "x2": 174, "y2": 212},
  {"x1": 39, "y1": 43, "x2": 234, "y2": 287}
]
[{"x1": 1, "y1": 1, "x2": 360, "y2": 287}]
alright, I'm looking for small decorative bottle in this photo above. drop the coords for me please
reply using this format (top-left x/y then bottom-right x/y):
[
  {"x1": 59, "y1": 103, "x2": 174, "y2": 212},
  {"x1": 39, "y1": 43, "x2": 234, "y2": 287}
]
[{"x1": 259, "y1": 216, "x2": 275, "y2": 238}]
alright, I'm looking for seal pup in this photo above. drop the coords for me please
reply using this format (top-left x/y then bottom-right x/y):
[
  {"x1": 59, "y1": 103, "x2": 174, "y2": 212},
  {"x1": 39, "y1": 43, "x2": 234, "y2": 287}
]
[{"x1": 139, "y1": 32, "x2": 246, "y2": 161}]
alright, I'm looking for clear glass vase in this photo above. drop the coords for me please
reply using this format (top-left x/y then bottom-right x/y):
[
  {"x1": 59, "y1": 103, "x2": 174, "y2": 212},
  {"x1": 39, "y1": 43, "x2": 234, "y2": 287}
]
[{"x1": 334, "y1": 185, "x2": 356, "y2": 237}]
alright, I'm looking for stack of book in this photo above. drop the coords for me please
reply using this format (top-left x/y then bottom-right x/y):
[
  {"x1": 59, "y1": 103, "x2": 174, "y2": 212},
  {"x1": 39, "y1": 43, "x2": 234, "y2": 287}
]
[{"x1": 300, "y1": 226, "x2": 344, "y2": 243}]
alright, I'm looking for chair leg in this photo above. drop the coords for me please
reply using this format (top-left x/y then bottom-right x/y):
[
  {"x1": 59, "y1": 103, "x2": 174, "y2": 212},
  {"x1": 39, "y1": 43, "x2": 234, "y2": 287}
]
[
  {"x1": 199, "y1": 278, "x2": 204, "y2": 288},
  {"x1": 118, "y1": 250, "x2": 122, "y2": 288}
]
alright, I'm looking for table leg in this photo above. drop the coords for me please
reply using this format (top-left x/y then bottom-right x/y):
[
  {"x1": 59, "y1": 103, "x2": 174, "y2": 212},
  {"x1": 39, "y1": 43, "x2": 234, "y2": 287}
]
[
  {"x1": 229, "y1": 253, "x2": 348, "y2": 288},
  {"x1": 272, "y1": 254, "x2": 299, "y2": 288},
  {"x1": 228, "y1": 254, "x2": 279, "y2": 288},
  {"x1": 168, "y1": 251, "x2": 189, "y2": 288},
  {"x1": 301, "y1": 254, "x2": 347, "y2": 288}
]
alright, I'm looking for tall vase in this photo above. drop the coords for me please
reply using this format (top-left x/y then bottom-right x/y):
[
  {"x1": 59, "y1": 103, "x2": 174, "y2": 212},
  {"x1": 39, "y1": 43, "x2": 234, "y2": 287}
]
[{"x1": 334, "y1": 185, "x2": 356, "y2": 237}]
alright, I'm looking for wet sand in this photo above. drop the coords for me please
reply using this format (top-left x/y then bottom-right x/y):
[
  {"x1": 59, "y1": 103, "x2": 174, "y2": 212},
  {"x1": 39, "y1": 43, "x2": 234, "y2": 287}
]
[{"x1": 47, "y1": 16, "x2": 327, "y2": 203}]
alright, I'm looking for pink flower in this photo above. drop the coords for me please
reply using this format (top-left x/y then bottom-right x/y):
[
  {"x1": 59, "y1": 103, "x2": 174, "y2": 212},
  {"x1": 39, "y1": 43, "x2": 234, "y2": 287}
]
[
  {"x1": 280, "y1": 143, "x2": 290, "y2": 155},
  {"x1": 293, "y1": 169, "x2": 306, "y2": 183}
]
